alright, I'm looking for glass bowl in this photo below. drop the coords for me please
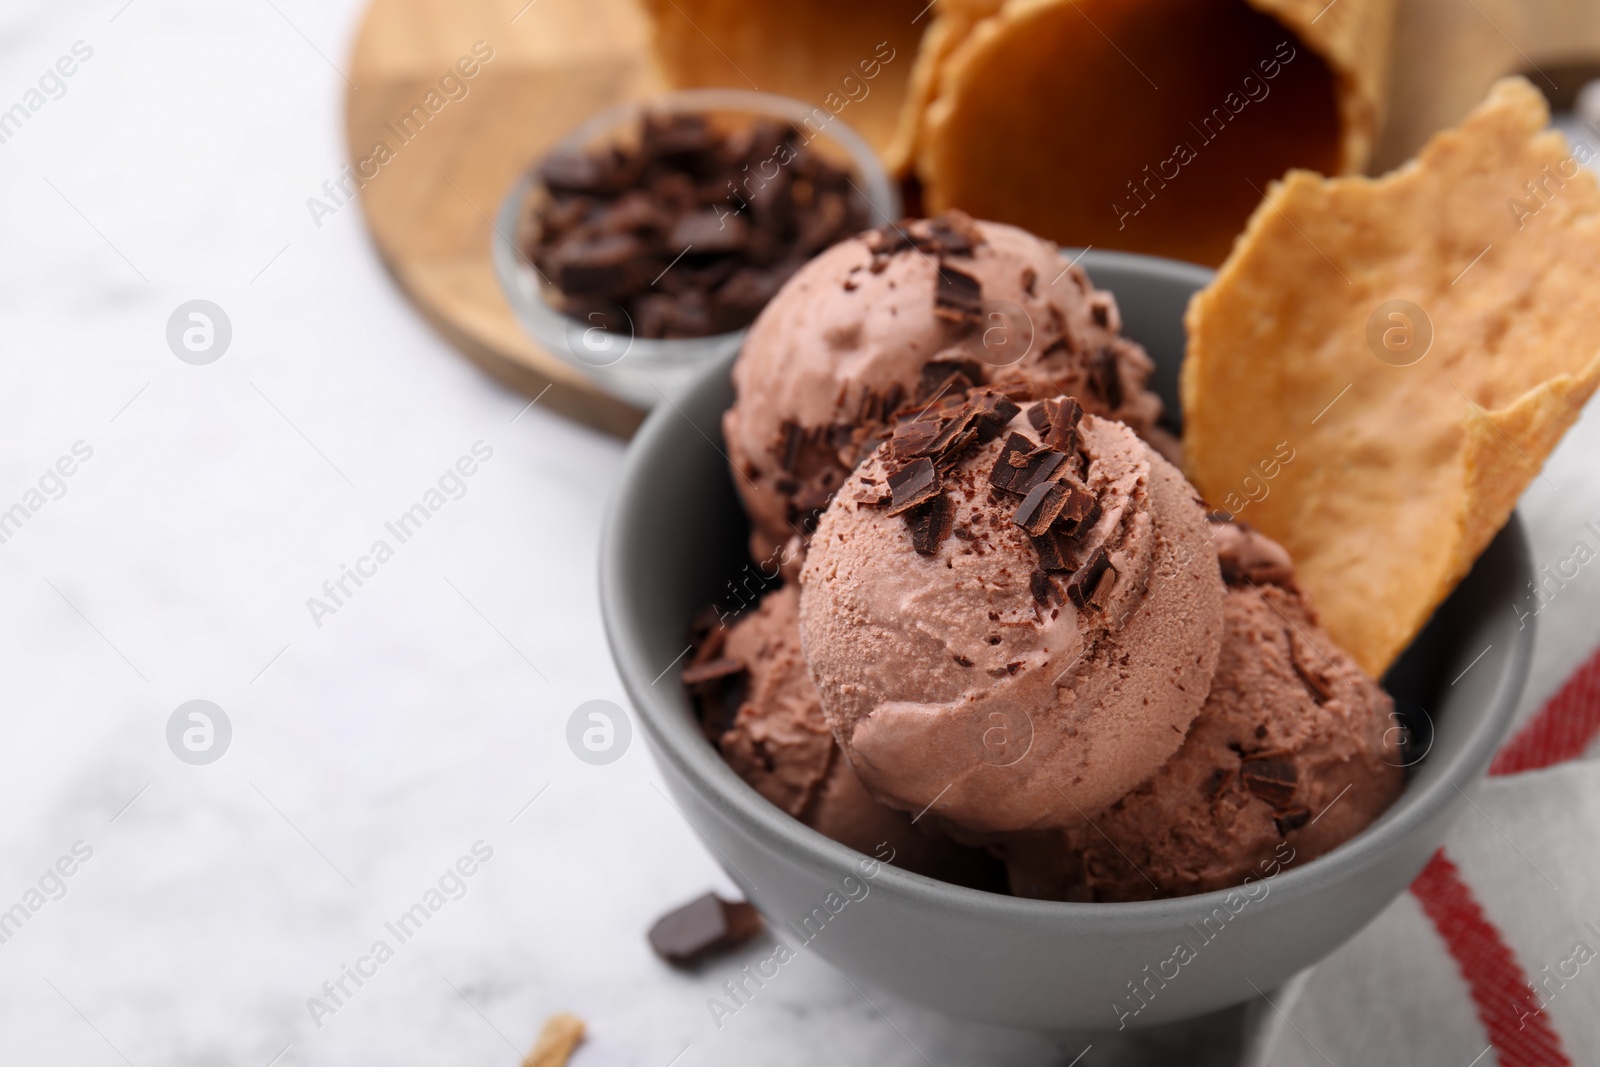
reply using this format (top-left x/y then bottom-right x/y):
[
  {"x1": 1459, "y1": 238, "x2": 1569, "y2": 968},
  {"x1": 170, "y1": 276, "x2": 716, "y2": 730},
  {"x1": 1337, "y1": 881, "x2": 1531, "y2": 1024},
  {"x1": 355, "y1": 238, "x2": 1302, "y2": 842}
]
[{"x1": 492, "y1": 89, "x2": 901, "y2": 409}]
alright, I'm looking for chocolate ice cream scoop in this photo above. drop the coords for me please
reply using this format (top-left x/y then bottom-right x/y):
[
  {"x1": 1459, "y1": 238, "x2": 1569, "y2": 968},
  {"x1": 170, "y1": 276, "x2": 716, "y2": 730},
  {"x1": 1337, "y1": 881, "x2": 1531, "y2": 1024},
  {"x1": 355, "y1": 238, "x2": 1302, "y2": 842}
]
[
  {"x1": 723, "y1": 212, "x2": 1175, "y2": 566},
  {"x1": 799, "y1": 395, "x2": 1225, "y2": 835},
  {"x1": 696, "y1": 585, "x2": 1002, "y2": 888},
  {"x1": 1005, "y1": 523, "x2": 1405, "y2": 902}
]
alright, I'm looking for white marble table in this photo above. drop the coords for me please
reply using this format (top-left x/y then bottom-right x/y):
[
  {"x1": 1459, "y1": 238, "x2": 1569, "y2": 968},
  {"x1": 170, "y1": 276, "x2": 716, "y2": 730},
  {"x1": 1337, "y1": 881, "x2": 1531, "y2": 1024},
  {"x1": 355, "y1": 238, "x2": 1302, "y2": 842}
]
[{"x1": 2, "y1": 2, "x2": 1598, "y2": 1065}]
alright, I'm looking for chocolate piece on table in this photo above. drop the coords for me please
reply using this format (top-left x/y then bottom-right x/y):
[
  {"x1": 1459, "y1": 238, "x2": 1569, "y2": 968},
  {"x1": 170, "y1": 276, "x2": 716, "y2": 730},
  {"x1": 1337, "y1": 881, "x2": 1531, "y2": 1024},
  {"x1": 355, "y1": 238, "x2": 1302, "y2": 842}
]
[{"x1": 648, "y1": 893, "x2": 764, "y2": 967}]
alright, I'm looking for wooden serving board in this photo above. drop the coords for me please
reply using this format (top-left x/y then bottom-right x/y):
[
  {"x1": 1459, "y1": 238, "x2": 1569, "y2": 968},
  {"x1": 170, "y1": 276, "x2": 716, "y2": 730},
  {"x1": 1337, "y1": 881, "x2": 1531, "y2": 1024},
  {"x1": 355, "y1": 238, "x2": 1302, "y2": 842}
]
[
  {"x1": 346, "y1": 0, "x2": 1600, "y2": 439},
  {"x1": 345, "y1": 0, "x2": 661, "y2": 437}
]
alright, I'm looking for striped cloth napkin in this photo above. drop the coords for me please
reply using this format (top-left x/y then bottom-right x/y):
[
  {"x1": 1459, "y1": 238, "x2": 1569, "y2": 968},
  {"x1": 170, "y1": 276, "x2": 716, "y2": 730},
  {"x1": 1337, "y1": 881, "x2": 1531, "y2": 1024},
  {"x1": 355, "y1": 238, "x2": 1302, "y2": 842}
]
[{"x1": 1248, "y1": 647, "x2": 1600, "y2": 1066}]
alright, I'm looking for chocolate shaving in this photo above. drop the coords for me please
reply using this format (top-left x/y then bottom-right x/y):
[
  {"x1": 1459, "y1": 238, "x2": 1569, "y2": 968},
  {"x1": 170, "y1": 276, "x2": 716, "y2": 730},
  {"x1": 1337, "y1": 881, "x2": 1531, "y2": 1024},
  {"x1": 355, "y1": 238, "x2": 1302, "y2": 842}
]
[
  {"x1": 1030, "y1": 397, "x2": 1086, "y2": 453},
  {"x1": 917, "y1": 211, "x2": 983, "y2": 256},
  {"x1": 857, "y1": 485, "x2": 893, "y2": 507},
  {"x1": 1030, "y1": 530, "x2": 1074, "y2": 573},
  {"x1": 1240, "y1": 759, "x2": 1299, "y2": 810},
  {"x1": 1056, "y1": 485, "x2": 1099, "y2": 534},
  {"x1": 1013, "y1": 479, "x2": 1068, "y2": 536},
  {"x1": 1289, "y1": 632, "x2": 1337, "y2": 703},
  {"x1": 990, "y1": 433, "x2": 1045, "y2": 493},
  {"x1": 890, "y1": 418, "x2": 943, "y2": 459},
  {"x1": 1274, "y1": 809, "x2": 1312, "y2": 836},
  {"x1": 925, "y1": 407, "x2": 985, "y2": 459},
  {"x1": 933, "y1": 427, "x2": 980, "y2": 469},
  {"x1": 1001, "y1": 448, "x2": 1069, "y2": 498},
  {"x1": 1092, "y1": 347, "x2": 1124, "y2": 411},
  {"x1": 681, "y1": 656, "x2": 747, "y2": 686},
  {"x1": 907, "y1": 492, "x2": 954, "y2": 555},
  {"x1": 918, "y1": 356, "x2": 988, "y2": 403},
  {"x1": 863, "y1": 222, "x2": 912, "y2": 258},
  {"x1": 934, "y1": 264, "x2": 984, "y2": 326},
  {"x1": 779, "y1": 421, "x2": 804, "y2": 473},
  {"x1": 1014, "y1": 476, "x2": 1096, "y2": 538},
  {"x1": 969, "y1": 389, "x2": 1021, "y2": 440},
  {"x1": 886, "y1": 458, "x2": 940, "y2": 515},
  {"x1": 1066, "y1": 546, "x2": 1112, "y2": 609}
]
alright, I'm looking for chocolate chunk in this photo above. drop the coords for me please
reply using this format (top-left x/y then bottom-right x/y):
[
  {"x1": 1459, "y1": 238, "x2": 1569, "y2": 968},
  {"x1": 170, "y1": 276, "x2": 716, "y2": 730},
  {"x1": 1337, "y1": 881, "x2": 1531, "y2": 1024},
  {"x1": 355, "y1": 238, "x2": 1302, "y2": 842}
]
[
  {"x1": 1089, "y1": 296, "x2": 1112, "y2": 328},
  {"x1": 991, "y1": 436, "x2": 1069, "y2": 496},
  {"x1": 969, "y1": 390, "x2": 1021, "y2": 438},
  {"x1": 1055, "y1": 484, "x2": 1099, "y2": 533},
  {"x1": 934, "y1": 263, "x2": 984, "y2": 326},
  {"x1": 640, "y1": 112, "x2": 719, "y2": 162},
  {"x1": 1030, "y1": 530, "x2": 1074, "y2": 573},
  {"x1": 890, "y1": 418, "x2": 943, "y2": 459},
  {"x1": 1274, "y1": 809, "x2": 1312, "y2": 836},
  {"x1": 857, "y1": 485, "x2": 893, "y2": 506},
  {"x1": 1092, "y1": 347, "x2": 1125, "y2": 410},
  {"x1": 918, "y1": 355, "x2": 988, "y2": 403},
  {"x1": 648, "y1": 892, "x2": 763, "y2": 967},
  {"x1": 1029, "y1": 569, "x2": 1054, "y2": 605},
  {"x1": 1013, "y1": 479, "x2": 1066, "y2": 536},
  {"x1": 538, "y1": 150, "x2": 606, "y2": 194},
  {"x1": 714, "y1": 263, "x2": 792, "y2": 326},
  {"x1": 797, "y1": 191, "x2": 849, "y2": 254},
  {"x1": 779, "y1": 421, "x2": 804, "y2": 473},
  {"x1": 669, "y1": 210, "x2": 746, "y2": 253},
  {"x1": 933, "y1": 426, "x2": 980, "y2": 468},
  {"x1": 1013, "y1": 477, "x2": 1095, "y2": 537},
  {"x1": 1066, "y1": 545, "x2": 1112, "y2": 609},
  {"x1": 1241, "y1": 759, "x2": 1299, "y2": 810},
  {"x1": 918, "y1": 212, "x2": 981, "y2": 256},
  {"x1": 924, "y1": 406, "x2": 986, "y2": 461},
  {"x1": 1289, "y1": 632, "x2": 1337, "y2": 703},
  {"x1": 1203, "y1": 767, "x2": 1230, "y2": 799},
  {"x1": 1030, "y1": 396, "x2": 1086, "y2": 453},
  {"x1": 681, "y1": 656, "x2": 747, "y2": 686},
  {"x1": 907, "y1": 492, "x2": 954, "y2": 555},
  {"x1": 551, "y1": 233, "x2": 645, "y2": 298},
  {"x1": 863, "y1": 222, "x2": 912, "y2": 258},
  {"x1": 886, "y1": 457, "x2": 940, "y2": 515}
]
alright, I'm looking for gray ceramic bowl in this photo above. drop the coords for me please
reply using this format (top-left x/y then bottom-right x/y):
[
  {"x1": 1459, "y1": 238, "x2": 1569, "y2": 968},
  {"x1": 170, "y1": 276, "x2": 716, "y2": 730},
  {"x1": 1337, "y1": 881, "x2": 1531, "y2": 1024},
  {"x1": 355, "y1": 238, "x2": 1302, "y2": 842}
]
[{"x1": 600, "y1": 249, "x2": 1533, "y2": 1030}]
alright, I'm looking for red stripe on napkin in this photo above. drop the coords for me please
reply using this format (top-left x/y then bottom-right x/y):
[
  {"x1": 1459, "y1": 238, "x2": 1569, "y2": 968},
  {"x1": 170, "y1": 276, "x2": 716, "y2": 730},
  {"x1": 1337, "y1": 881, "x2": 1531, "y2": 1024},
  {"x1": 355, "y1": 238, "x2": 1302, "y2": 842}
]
[
  {"x1": 1411, "y1": 850, "x2": 1571, "y2": 1067},
  {"x1": 1490, "y1": 644, "x2": 1600, "y2": 776}
]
